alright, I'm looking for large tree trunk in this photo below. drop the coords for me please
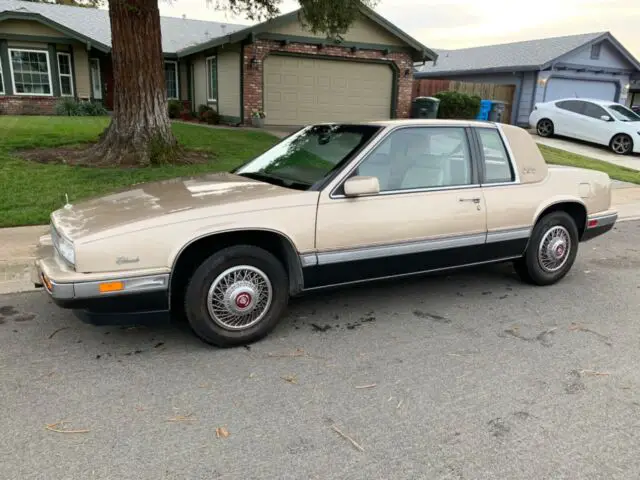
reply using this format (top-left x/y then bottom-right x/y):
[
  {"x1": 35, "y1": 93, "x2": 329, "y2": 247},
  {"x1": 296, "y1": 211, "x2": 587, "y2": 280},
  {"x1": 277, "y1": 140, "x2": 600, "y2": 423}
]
[{"x1": 87, "y1": 0, "x2": 178, "y2": 166}]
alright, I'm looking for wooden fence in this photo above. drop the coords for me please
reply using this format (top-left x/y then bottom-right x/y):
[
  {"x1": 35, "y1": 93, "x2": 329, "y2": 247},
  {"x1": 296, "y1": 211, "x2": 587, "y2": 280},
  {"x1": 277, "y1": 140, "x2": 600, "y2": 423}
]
[{"x1": 412, "y1": 79, "x2": 516, "y2": 124}]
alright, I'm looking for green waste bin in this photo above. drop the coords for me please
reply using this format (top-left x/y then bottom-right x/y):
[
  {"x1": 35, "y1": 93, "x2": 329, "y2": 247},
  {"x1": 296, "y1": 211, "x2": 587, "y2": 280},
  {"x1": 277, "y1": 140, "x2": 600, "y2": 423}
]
[
  {"x1": 411, "y1": 96, "x2": 440, "y2": 119},
  {"x1": 488, "y1": 101, "x2": 507, "y2": 123}
]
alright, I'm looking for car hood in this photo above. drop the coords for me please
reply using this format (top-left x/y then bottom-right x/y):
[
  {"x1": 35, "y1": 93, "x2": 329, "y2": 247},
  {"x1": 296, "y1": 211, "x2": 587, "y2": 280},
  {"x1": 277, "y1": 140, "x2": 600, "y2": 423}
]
[{"x1": 51, "y1": 172, "x2": 304, "y2": 242}]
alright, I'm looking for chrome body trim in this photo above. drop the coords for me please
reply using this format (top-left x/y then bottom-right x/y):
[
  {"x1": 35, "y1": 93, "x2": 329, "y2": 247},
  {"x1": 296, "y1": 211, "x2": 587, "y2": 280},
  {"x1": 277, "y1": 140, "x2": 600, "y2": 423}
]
[
  {"x1": 301, "y1": 227, "x2": 533, "y2": 267},
  {"x1": 486, "y1": 227, "x2": 531, "y2": 244},
  {"x1": 39, "y1": 270, "x2": 170, "y2": 301},
  {"x1": 315, "y1": 233, "x2": 487, "y2": 266},
  {"x1": 302, "y1": 256, "x2": 523, "y2": 292},
  {"x1": 300, "y1": 254, "x2": 318, "y2": 267},
  {"x1": 587, "y1": 212, "x2": 618, "y2": 227},
  {"x1": 331, "y1": 183, "x2": 482, "y2": 200}
]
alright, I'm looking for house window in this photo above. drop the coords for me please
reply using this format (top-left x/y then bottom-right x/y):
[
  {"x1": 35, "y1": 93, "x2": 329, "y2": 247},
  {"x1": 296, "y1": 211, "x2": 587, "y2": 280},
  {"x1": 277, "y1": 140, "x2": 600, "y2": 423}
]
[
  {"x1": 57, "y1": 52, "x2": 74, "y2": 96},
  {"x1": 0, "y1": 58, "x2": 4, "y2": 94},
  {"x1": 591, "y1": 43, "x2": 601, "y2": 60},
  {"x1": 9, "y1": 49, "x2": 52, "y2": 95},
  {"x1": 206, "y1": 56, "x2": 217, "y2": 102},
  {"x1": 164, "y1": 61, "x2": 178, "y2": 99}
]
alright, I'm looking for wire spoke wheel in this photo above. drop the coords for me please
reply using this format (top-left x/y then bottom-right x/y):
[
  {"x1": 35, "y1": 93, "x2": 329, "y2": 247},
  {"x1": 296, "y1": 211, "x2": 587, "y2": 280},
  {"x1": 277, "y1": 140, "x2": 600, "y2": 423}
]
[
  {"x1": 206, "y1": 265, "x2": 273, "y2": 331},
  {"x1": 537, "y1": 226, "x2": 571, "y2": 273}
]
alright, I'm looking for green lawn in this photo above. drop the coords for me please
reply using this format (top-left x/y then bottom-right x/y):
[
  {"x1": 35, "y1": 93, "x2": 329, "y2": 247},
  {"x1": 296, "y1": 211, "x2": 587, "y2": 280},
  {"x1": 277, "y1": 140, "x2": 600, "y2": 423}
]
[
  {"x1": 0, "y1": 116, "x2": 279, "y2": 228},
  {"x1": 1, "y1": 116, "x2": 639, "y2": 228},
  {"x1": 539, "y1": 144, "x2": 640, "y2": 184}
]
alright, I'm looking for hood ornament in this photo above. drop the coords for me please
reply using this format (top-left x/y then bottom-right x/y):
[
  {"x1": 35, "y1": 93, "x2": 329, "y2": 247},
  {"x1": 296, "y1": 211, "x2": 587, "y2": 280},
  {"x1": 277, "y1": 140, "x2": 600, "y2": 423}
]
[{"x1": 63, "y1": 193, "x2": 72, "y2": 209}]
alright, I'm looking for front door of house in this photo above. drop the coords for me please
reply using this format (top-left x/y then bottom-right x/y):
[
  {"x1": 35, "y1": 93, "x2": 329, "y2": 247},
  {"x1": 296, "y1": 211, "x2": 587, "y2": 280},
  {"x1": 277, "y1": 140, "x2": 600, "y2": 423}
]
[{"x1": 90, "y1": 58, "x2": 102, "y2": 100}]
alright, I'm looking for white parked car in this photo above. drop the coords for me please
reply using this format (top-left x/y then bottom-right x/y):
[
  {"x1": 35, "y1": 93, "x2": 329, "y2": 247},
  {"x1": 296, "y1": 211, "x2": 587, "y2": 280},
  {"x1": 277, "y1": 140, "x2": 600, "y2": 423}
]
[{"x1": 529, "y1": 98, "x2": 640, "y2": 155}]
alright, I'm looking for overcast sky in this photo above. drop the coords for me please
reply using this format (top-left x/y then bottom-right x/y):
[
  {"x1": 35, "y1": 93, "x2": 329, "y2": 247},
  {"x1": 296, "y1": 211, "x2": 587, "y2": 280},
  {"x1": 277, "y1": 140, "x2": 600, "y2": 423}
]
[{"x1": 158, "y1": 0, "x2": 640, "y2": 58}]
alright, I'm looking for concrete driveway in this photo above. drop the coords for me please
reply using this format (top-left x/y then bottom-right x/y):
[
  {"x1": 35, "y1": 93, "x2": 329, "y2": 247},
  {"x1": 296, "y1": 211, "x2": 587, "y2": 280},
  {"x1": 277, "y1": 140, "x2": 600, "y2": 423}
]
[
  {"x1": 2, "y1": 221, "x2": 640, "y2": 479},
  {"x1": 532, "y1": 132, "x2": 640, "y2": 171}
]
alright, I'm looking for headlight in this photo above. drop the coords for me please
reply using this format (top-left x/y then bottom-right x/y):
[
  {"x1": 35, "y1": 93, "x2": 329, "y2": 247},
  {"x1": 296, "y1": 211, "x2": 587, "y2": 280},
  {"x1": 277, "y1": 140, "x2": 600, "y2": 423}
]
[{"x1": 51, "y1": 223, "x2": 75, "y2": 267}]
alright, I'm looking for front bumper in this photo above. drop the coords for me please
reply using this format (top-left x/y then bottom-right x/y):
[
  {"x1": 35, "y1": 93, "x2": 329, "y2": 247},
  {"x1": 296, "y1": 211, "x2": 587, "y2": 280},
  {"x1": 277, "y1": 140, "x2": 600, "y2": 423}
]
[
  {"x1": 581, "y1": 211, "x2": 617, "y2": 242},
  {"x1": 33, "y1": 235, "x2": 171, "y2": 326}
]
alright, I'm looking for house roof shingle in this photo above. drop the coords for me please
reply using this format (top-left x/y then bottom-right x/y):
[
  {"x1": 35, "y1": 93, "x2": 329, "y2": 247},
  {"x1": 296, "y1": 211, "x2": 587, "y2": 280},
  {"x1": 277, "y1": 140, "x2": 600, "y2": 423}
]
[
  {"x1": 0, "y1": 0, "x2": 247, "y2": 53},
  {"x1": 415, "y1": 32, "x2": 609, "y2": 76}
]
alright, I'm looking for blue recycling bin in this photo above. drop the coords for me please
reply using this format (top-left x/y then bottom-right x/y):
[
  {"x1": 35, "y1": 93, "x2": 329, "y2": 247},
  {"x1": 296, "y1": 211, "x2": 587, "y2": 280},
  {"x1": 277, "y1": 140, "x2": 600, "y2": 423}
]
[{"x1": 476, "y1": 99, "x2": 493, "y2": 121}]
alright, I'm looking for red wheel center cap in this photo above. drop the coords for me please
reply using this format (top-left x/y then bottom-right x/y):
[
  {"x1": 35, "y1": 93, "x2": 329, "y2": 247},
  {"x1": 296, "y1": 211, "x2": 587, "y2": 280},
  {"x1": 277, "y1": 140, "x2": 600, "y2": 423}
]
[
  {"x1": 235, "y1": 293, "x2": 252, "y2": 309},
  {"x1": 556, "y1": 245, "x2": 565, "y2": 257}
]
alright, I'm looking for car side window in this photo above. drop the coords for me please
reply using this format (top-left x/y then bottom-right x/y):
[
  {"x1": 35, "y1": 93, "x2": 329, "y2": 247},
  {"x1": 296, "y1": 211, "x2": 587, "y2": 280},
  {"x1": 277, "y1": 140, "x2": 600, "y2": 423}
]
[
  {"x1": 354, "y1": 127, "x2": 473, "y2": 192},
  {"x1": 582, "y1": 102, "x2": 609, "y2": 119},
  {"x1": 556, "y1": 100, "x2": 584, "y2": 114},
  {"x1": 476, "y1": 128, "x2": 515, "y2": 184}
]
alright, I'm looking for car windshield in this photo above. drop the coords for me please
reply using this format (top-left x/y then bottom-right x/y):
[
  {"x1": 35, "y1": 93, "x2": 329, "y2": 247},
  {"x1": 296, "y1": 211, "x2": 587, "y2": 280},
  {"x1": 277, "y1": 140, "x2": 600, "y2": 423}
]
[
  {"x1": 607, "y1": 104, "x2": 640, "y2": 122},
  {"x1": 234, "y1": 124, "x2": 382, "y2": 190}
]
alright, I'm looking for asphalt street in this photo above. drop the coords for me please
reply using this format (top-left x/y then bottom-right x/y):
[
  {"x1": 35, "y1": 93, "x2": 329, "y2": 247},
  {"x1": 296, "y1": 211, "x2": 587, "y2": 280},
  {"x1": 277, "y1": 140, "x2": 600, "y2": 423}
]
[{"x1": 2, "y1": 221, "x2": 640, "y2": 480}]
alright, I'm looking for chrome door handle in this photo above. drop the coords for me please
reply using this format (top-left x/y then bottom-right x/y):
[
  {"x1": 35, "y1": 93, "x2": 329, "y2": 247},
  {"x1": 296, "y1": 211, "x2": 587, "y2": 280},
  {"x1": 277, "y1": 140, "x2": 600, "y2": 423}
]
[{"x1": 459, "y1": 197, "x2": 481, "y2": 204}]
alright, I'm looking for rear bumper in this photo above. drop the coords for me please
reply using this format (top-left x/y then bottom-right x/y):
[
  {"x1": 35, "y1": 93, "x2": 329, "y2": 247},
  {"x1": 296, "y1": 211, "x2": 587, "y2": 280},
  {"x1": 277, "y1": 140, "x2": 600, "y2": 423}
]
[
  {"x1": 581, "y1": 211, "x2": 617, "y2": 242},
  {"x1": 33, "y1": 235, "x2": 171, "y2": 326}
]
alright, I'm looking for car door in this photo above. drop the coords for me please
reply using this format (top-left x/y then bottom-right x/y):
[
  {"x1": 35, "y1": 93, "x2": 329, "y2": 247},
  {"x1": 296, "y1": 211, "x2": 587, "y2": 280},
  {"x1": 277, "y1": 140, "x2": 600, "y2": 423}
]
[
  {"x1": 308, "y1": 125, "x2": 488, "y2": 289},
  {"x1": 577, "y1": 101, "x2": 618, "y2": 145},
  {"x1": 552, "y1": 100, "x2": 585, "y2": 138}
]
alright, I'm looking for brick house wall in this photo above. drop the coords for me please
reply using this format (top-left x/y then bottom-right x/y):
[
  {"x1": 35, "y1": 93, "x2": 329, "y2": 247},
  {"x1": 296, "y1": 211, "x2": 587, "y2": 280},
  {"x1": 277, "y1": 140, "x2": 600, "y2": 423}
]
[
  {"x1": 0, "y1": 96, "x2": 58, "y2": 115},
  {"x1": 242, "y1": 40, "x2": 414, "y2": 124}
]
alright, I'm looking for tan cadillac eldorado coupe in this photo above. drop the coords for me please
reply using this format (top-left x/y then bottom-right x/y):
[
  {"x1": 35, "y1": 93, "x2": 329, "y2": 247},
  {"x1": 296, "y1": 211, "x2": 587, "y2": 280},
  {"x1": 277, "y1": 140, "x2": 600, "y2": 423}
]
[{"x1": 33, "y1": 119, "x2": 617, "y2": 347}]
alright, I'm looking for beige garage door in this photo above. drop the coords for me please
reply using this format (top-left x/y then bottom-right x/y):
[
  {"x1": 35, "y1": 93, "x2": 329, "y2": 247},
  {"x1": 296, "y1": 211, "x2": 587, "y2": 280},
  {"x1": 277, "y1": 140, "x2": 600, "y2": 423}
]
[{"x1": 263, "y1": 55, "x2": 393, "y2": 126}]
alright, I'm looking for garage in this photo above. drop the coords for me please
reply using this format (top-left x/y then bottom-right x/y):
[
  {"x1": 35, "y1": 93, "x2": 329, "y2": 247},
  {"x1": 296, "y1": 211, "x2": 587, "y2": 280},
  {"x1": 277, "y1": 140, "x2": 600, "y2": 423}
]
[
  {"x1": 544, "y1": 77, "x2": 618, "y2": 103},
  {"x1": 263, "y1": 55, "x2": 394, "y2": 126}
]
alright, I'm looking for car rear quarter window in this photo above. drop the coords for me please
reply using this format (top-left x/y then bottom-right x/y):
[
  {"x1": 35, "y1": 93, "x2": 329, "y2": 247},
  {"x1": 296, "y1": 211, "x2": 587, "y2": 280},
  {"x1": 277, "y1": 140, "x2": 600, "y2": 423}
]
[
  {"x1": 556, "y1": 100, "x2": 584, "y2": 114},
  {"x1": 476, "y1": 128, "x2": 515, "y2": 184}
]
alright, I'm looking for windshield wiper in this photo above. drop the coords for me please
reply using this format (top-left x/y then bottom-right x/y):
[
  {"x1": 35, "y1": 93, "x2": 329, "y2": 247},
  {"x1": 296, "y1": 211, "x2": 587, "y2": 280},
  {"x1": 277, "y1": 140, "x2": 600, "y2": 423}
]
[{"x1": 237, "y1": 172, "x2": 310, "y2": 190}]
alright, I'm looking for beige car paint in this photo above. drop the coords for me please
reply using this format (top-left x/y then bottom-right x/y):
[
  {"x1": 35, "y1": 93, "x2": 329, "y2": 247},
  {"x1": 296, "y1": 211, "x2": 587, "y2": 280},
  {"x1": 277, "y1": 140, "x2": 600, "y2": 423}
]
[{"x1": 38, "y1": 119, "x2": 614, "y2": 286}]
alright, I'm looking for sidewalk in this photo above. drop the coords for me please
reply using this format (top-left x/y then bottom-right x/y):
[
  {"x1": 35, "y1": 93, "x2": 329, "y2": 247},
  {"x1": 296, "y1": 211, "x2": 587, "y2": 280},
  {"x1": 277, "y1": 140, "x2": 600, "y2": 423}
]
[{"x1": 3, "y1": 186, "x2": 640, "y2": 296}]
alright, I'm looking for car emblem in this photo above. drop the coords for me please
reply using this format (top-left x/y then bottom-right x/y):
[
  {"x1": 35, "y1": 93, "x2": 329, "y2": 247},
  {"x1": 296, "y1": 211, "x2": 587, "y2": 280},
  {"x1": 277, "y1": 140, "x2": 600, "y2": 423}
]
[{"x1": 116, "y1": 256, "x2": 140, "y2": 265}]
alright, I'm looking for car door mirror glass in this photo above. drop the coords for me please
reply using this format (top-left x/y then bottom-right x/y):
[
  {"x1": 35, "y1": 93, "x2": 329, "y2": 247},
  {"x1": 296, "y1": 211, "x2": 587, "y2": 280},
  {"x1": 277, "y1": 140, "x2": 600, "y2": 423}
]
[{"x1": 344, "y1": 176, "x2": 380, "y2": 197}]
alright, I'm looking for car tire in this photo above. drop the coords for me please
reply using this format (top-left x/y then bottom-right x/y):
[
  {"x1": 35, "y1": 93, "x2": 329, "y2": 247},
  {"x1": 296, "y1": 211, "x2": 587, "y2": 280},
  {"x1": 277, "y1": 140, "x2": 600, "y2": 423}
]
[
  {"x1": 536, "y1": 119, "x2": 554, "y2": 138},
  {"x1": 184, "y1": 245, "x2": 289, "y2": 348},
  {"x1": 610, "y1": 133, "x2": 633, "y2": 155},
  {"x1": 514, "y1": 211, "x2": 579, "y2": 286}
]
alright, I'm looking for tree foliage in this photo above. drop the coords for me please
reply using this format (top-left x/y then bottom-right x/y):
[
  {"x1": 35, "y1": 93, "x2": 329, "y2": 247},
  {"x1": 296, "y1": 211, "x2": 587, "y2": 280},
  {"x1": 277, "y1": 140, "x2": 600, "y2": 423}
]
[
  {"x1": 23, "y1": 0, "x2": 102, "y2": 7},
  {"x1": 213, "y1": 0, "x2": 379, "y2": 39}
]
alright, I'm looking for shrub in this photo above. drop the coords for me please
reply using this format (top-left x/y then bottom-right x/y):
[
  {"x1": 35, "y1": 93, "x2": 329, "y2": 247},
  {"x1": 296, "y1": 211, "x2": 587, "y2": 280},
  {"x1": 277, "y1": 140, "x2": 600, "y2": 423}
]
[
  {"x1": 434, "y1": 91, "x2": 481, "y2": 120},
  {"x1": 168, "y1": 99, "x2": 182, "y2": 119},
  {"x1": 197, "y1": 104, "x2": 213, "y2": 120},
  {"x1": 55, "y1": 97, "x2": 81, "y2": 116},
  {"x1": 55, "y1": 98, "x2": 107, "y2": 116},
  {"x1": 78, "y1": 101, "x2": 108, "y2": 116},
  {"x1": 201, "y1": 109, "x2": 220, "y2": 125}
]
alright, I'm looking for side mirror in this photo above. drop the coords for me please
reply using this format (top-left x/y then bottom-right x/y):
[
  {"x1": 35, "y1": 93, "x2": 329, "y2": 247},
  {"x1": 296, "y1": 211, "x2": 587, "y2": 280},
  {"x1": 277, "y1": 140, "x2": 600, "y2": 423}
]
[
  {"x1": 343, "y1": 176, "x2": 380, "y2": 197},
  {"x1": 600, "y1": 115, "x2": 612, "y2": 121}
]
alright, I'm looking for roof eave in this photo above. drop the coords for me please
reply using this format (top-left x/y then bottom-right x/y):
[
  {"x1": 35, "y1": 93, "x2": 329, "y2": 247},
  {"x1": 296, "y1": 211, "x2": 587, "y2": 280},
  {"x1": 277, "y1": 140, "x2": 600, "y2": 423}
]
[
  {"x1": 0, "y1": 10, "x2": 111, "y2": 53},
  {"x1": 177, "y1": 5, "x2": 437, "y2": 61},
  {"x1": 415, "y1": 65, "x2": 540, "y2": 78},
  {"x1": 539, "y1": 32, "x2": 640, "y2": 72}
]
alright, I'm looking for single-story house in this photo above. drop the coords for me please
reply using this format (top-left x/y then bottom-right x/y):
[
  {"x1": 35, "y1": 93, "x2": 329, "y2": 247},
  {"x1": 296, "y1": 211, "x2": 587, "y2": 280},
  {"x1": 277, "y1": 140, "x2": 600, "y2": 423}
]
[
  {"x1": 0, "y1": 0, "x2": 435, "y2": 125},
  {"x1": 414, "y1": 32, "x2": 640, "y2": 126}
]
